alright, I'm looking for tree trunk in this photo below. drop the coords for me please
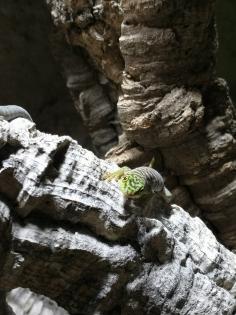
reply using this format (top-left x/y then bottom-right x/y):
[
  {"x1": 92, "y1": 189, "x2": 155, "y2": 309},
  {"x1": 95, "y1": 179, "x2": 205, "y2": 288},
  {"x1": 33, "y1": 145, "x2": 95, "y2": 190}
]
[{"x1": 46, "y1": 0, "x2": 236, "y2": 249}]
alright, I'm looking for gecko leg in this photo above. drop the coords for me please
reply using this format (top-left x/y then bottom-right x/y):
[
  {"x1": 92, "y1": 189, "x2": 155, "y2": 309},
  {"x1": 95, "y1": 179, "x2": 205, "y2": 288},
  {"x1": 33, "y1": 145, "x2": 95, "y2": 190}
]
[{"x1": 102, "y1": 167, "x2": 130, "y2": 182}]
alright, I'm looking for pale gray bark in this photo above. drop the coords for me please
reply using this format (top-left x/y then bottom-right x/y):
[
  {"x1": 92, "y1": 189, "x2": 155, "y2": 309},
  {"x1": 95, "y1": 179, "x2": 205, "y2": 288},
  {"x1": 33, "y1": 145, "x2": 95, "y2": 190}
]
[
  {"x1": 0, "y1": 291, "x2": 15, "y2": 315},
  {"x1": 7, "y1": 288, "x2": 69, "y2": 315},
  {"x1": 0, "y1": 118, "x2": 235, "y2": 314}
]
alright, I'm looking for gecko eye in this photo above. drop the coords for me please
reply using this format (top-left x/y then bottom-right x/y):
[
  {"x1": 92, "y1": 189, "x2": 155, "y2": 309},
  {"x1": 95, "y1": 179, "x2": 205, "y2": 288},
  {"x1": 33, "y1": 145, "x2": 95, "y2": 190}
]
[{"x1": 123, "y1": 176, "x2": 128, "y2": 181}]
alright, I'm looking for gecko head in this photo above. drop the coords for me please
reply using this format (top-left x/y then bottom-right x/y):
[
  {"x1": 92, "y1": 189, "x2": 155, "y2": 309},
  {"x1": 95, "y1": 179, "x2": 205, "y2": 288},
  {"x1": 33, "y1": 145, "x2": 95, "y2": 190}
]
[{"x1": 118, "y1": 174, "x2": 145, "y2": 197}]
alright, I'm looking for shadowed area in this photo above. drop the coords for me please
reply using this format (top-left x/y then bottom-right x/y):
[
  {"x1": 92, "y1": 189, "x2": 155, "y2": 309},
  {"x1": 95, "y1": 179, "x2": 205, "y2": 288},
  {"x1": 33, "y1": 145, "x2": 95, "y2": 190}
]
[{"x1": 0, "y1": 0, "x2": 91, "y2": 146}]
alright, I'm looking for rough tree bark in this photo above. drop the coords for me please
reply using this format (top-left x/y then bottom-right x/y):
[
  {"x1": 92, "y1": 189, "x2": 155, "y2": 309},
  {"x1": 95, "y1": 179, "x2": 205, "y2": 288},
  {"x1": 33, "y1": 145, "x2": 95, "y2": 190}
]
[
  {"x1": 0, "y1": 117, "x2": 236, "y2": 314},
  {"x1": 1, "y1": 0, "x2": 236, "y2": 314},
  {"x1": 46, "y1": 0, "x2": 236, "y2": 250}
]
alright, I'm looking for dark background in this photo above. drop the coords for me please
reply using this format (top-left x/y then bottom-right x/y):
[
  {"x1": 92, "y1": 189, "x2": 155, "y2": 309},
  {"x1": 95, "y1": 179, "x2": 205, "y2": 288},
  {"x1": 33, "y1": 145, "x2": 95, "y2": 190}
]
[{"x1": 217, "y1": 0, "x2": 236, "y2": 100}]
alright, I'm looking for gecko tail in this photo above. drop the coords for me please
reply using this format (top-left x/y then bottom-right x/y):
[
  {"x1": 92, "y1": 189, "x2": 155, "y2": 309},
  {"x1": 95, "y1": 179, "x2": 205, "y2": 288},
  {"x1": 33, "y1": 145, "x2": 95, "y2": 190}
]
[{"x1": 160, "y1": 186, "x2": 173, "y2": 203}]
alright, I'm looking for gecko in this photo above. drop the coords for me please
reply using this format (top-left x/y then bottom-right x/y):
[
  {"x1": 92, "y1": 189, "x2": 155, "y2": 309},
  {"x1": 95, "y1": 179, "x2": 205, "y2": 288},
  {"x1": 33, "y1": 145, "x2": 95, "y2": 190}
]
[
  {"x1": 103, "y1": 163, "x2": 172, "y2": 203},
  {"x1": 0, "y1": 105, "x2": 32, "y2": 122}
]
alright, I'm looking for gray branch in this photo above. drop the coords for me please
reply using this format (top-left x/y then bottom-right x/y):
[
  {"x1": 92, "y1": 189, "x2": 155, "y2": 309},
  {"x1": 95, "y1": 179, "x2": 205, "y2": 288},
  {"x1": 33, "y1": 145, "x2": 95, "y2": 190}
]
[{"x1": 0, "y1": 118, "x2": 236, "y2": 314}]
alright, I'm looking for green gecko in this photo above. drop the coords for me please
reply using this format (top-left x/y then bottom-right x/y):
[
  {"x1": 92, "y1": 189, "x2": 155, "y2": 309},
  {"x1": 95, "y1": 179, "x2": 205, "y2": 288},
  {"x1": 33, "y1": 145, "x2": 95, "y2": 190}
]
[{"x1": 103, "y1": 163, "x2": 172, "y2": 202}]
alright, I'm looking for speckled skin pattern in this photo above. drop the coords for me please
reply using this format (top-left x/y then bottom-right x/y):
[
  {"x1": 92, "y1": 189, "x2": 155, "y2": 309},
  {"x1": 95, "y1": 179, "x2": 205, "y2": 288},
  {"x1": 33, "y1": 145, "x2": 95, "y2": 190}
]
[{"x1": 103, "y1": 166, "x2": 172, "y2": 201}]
